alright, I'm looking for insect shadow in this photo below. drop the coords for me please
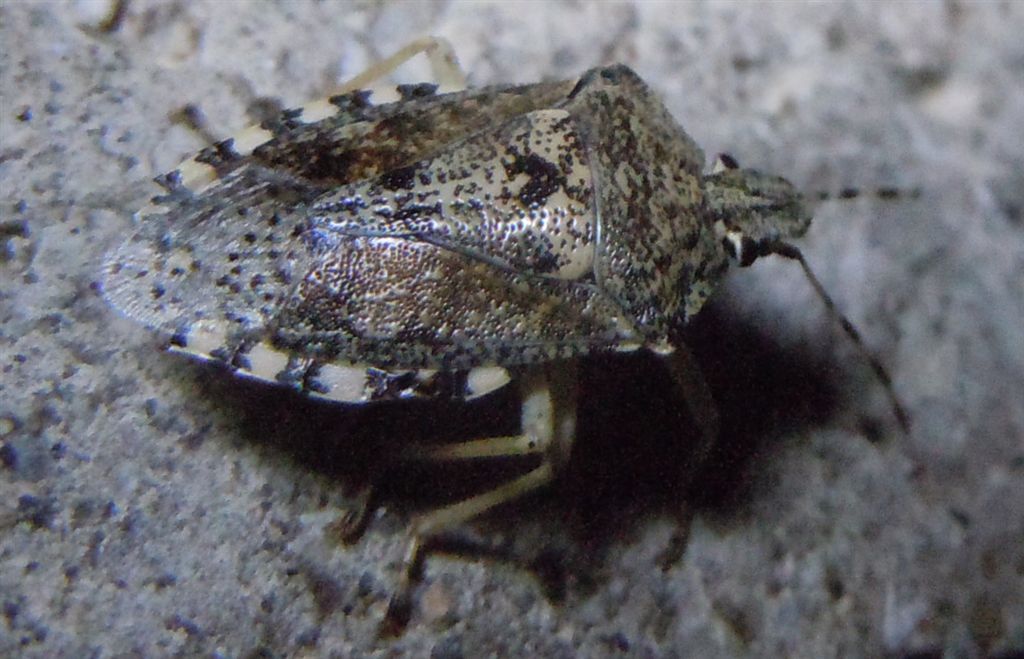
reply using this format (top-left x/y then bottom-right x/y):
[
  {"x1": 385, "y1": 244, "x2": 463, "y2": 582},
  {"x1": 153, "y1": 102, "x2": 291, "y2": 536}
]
[
  {"x1": 541, "y1": 292, "x2": 845, "y2": 597},
  {"x1": 187, "y1": 289, "x2": 845, "y2": 606}
]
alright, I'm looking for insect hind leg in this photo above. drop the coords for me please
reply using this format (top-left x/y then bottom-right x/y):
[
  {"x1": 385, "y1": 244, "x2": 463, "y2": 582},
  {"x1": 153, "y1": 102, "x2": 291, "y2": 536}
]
[
  {"x1": 335, "y1": 36, "x2": 468, "y2": 96},
  {"x1": 381, "y1": 363, "x2": 578, "y2": 634},
  {"x1": 164, "y1": 37, "x2": 468, "y2": 194}
]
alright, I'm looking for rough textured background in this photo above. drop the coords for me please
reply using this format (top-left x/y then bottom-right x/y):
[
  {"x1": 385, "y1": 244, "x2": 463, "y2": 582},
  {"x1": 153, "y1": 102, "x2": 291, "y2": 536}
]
[{"x1": 2, "y1": 1, "x2": 1022, "y2": 657}]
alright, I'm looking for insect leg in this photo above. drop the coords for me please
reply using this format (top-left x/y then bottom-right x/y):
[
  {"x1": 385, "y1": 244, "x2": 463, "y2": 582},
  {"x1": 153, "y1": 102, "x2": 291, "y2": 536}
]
[
  {"x1": 659, "y1": 342, "x2": 720, "y2": 463},
  {"x1": 331, "y1": 480, "x2": 378, "y2": 544},
  {"x1": 397, "y1": 434, "x2": 545, "y2": 460},
  {"x1": 334, "y1": 36, "x2": 467, "y2": 96},
  {"x1": 392, "y1": 363, "x2": 577, "y2": 467},
  {"x1": 382, "y1": 363, "x2": 578, "y2": 632},
  {"x1": 334, "y1": 434, "x2": 544, "y2": 544},
  {"x1": 165, "y1": 37, "x2": 468, "y2": 195}
]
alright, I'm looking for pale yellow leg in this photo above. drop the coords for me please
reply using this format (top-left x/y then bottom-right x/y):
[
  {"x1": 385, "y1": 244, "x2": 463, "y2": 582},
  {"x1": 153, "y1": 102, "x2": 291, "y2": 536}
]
[
  {"x1": 337, "y1": 435, "x2": 543, "y2": 544},
  {"x1": 335, "y1": 36, "x2": 468, "y2": 96},
  {"x1": 381, "y1": 362, "x2": 579, "y2": 632},
  {"x1": 397, "y1": 434, "x2": 543, "y2": 461}
]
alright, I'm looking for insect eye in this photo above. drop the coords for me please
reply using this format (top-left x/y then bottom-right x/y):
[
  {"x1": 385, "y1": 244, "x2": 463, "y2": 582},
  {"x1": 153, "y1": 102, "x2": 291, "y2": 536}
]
[{"x1": 711, "y1": 153, "x2": 740, "y2": 173}]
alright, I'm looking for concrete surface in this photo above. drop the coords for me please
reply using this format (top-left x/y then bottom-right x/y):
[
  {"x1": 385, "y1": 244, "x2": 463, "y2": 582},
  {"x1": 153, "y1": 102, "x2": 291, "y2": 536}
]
[{"x1": 2, "y1": 1, "x2": 1022, "y2": 657}]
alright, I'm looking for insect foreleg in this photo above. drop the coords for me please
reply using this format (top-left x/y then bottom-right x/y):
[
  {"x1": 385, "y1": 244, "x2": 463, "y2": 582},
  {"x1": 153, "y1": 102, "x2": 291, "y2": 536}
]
[{"x1": 659, "y1": 342, "x2": 720, "y2": 465}]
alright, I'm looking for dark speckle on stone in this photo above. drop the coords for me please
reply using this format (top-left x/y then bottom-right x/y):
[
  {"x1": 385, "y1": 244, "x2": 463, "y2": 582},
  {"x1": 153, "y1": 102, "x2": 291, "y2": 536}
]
[
  {"x1": 304, "y1": 566, "x2": 344, "y2": 617},
  {"x1": 296, "y1": 627, "x2": 320, "y2": 647},
  {"x1": 17, "y1": 494, "x2": 59, "y2": 529},
  {"x1": 356, "y1": 570, "x2": 376, "y2": 598},
  {"x1": 30, "y1": 403, "x2": 61, "y2": 431},
  {"x1": 85, "y1": 530, "x2": 105, "y2": 568},
  {"x1": 430, "y1": 633, "x2": 464, "y2": 659},
  {"x1": 242, "y1": 647, "x2": 277, "y2": 659},
  {"x1": 858, "y1": 415, "x2": 884, "y2": 443},
  {"x1": 3, "y1": 600, "x2": 20, "y2": 623},
  {"x1": 166, "y1": 614, "x2": 202, "y2": 637},
  {"x1": 967, "y1": 592, "x2": 1005, "y2": 653},
  {"x1": 72, "y1": 499, "x2": 96, "y2": 528},
  {"x1": 1, "y1": 219, "x2": 30, "y2": 239},
  {"x1": 0, "y1": 443, "x2": 16, "y2": 469},
  {"x1": 825, "y1": 567, "x2": 845, "y2": 601},
  {"x1": 604, "y1": 631, "x2": 630, "y2": 652},
  {"x1": 118, "y1": 509, "x2": 140, "y2": 535},
  {"x1": 179, "y1": 426, "x2": 208, "y2": 450}
]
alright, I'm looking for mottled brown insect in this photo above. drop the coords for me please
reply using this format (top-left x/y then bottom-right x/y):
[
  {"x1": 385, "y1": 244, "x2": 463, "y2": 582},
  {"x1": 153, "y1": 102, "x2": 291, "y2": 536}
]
[{"x1": 102, "y1": 38, "x2": 905, "y2": 630}]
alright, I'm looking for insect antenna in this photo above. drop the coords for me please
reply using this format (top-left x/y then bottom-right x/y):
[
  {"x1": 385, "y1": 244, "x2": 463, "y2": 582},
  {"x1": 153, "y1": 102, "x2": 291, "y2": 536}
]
[
  {"x1": 813, "y1": 185, "x2": 922, "y2": 203},
  {"x1": 762, "y1": 239, "x2": 911, "y2": 434}
]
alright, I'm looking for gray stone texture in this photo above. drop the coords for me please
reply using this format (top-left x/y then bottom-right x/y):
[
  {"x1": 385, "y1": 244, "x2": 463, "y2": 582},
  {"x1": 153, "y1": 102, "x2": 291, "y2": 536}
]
[{"x1": 2, "y1": 1, "x2": 1022, "y2": 657}]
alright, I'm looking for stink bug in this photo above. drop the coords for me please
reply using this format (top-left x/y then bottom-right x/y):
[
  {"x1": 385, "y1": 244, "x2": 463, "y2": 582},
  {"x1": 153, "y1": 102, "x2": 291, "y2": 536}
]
[{"x1": 101, "y1": 38, "x2": 906, "y2": 630}]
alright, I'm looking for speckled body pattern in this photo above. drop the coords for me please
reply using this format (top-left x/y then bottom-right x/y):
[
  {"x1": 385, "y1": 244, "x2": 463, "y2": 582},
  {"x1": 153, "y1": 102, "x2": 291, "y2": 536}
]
[{"x1": 103, "y1": 64, "x2": 811, "y2": 403}]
